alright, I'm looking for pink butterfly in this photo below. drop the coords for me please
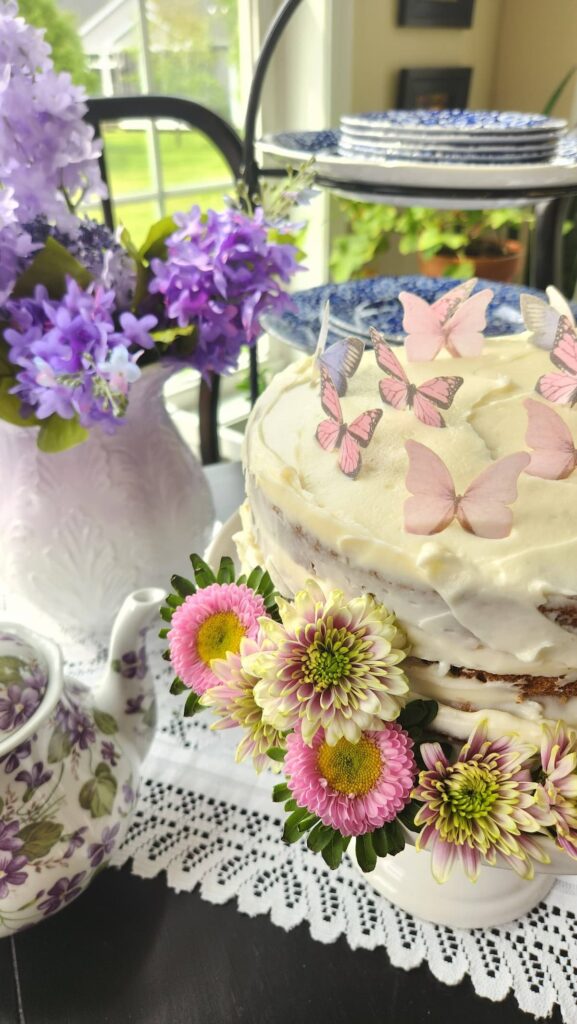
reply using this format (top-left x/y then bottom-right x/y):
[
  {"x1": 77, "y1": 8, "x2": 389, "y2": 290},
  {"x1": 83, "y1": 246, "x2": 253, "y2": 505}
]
[
  {"x1": 404, "y1": 440, "x2": 529, "y2": 539},
  {"x1": 316, "y1": 368, "x2": 382, "y2": 479},
  {"x1": 370, "y1": 327, "x2": 463, "y2": 428},
  {"x1": 524, "y1": 398, "x2": 577, "y2": 480},
  {"x1": 536, "y1": 316, "x2": 577, "y2": 406},
  {"x1": 399, "y1": 279, "x2": 493, "y2": 362}
]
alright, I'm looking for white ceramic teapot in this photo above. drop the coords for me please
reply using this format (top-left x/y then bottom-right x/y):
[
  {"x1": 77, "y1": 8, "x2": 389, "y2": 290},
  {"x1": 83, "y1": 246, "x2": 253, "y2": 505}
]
[{"x1": 0, "y1": 587, "x2": 164, "y2": 937}]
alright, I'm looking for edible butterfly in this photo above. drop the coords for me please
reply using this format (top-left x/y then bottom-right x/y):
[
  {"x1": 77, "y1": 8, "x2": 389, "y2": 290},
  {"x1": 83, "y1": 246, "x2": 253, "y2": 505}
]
[
  {"x1": 316, "y1": 368, "x2": 382, "y2": 479},
  {"x1": 399, "y1": 278, "x2": 493, "y2": 362},
  {"x1": 404, "y1": 440, "x2": 529, "y2": 539},
  {"x1": 524, "y1": 398, "x2": 577, "y2": 480},
  {"x1": 536, "y1": 315, "x2": 577, "y2": 406},
  {"x1": 520, "y1": 286, "x2": 575, "y2": 351},
  {"x1": 370, "y1": 327, "x2": 463, "y2": 428},
  {"x1": 312, "y1": 302, "x2": 364, "y2": 396}
]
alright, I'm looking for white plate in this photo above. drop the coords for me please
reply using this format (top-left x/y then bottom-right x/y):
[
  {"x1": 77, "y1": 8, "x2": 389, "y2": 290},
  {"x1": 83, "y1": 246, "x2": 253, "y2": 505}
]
[{"x1": 257, "y1": 131, "x2": 577, "y2": 192}]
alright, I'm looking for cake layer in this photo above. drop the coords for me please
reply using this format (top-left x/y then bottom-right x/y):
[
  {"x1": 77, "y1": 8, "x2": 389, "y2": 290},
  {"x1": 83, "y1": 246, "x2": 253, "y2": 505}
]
[{"x1": 241, "y1": 334, "x2": 577, "y2": 679}]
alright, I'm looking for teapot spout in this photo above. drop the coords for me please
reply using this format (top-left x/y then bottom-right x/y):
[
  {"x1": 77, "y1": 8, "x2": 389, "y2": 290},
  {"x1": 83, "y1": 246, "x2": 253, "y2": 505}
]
[{"x1": 98, "y1": 587, "x2": 166, "y2": 761}]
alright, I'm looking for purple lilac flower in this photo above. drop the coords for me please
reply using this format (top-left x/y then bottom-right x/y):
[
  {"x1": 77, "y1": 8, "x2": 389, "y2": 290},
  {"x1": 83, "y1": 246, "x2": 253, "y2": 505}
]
[
  {"x1": 0, "y1": 851, "x2": 27, "y2": 898},
  {"x1": 63, "y1": 827, "x2": 88, "y2": 859},
  {"x1": 88, "y1": 824, "x2": 120, "y2": 868},
  {"x1": 0, "y1": 738, "x2": 31, "y2": 774},
  {"x1": 149, "y1": 205, "x2": 301, "y2": 378},
  {"x1": 0, "y1": 820, "x2": 23, "y2": 852},
  {"x1": 15, "y1": 761, "x2": 52, "y2": 791},
  {"x1": 0, "y1": 684, "x2": 41, "y2": 731},
  {"x1": 101, "y1": 741, "x2": 119, "y2": 766},
  {"x1": 125, "y1": 694, "x2": 145, "y2": 715},
  {"x1": 4, "y1": 276, "x2": 155, "y2": 429},
  {"x1": 0, "y1": 5, "x2": 105, "y2": 228},
  {"x1": 37, "y1": 871, "x2": 86, "y2": 916}
]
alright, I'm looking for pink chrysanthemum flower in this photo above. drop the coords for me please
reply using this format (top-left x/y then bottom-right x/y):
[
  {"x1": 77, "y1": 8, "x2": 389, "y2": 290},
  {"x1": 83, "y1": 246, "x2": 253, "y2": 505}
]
[
  {"x1": 168, "y1": 583, "x2": 266, "y2": 695},
  {"x1": 413, "y1": 721, "x2": 553, "y2": 883},
  {"x1": 284, "y1": 723, "x2": 416, "y2": 836},
  {"x1": 538, "y1": 722, "x2": 577, "y2": 859},
  {"x1": 201, "y1": 636, "x2": 286, "y2": 772},
  {"x1": 248, "y1": 580, "x2": 409, "y2": 746}
]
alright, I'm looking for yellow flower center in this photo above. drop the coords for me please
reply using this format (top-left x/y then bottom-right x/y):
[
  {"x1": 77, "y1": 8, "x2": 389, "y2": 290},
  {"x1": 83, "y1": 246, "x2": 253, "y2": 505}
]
[
  {"x1": 317, "y1": 736, "x2": 382, "y2": 796},
  {"x1": 196, "y1": 611, "x2": 246, "y2": 665}
]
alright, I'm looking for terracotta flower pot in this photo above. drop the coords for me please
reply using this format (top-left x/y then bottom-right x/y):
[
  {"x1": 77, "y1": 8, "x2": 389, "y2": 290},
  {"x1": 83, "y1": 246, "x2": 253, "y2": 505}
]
[{"x1": 418, "y1": 240, "x2": 524, "y2": 283}]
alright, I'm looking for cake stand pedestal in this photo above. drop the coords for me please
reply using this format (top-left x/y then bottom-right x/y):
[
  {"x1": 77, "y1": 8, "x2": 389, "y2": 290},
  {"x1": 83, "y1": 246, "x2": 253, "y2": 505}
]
[{"x1": 350, "y1": 844, "x2": 554, "y2": 929}]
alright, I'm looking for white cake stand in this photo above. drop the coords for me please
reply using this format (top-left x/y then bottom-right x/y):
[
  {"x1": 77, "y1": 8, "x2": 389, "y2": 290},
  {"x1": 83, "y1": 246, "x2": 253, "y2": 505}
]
[{"x1": 206, "y1": 511, "x2": 573, "y2": 929}]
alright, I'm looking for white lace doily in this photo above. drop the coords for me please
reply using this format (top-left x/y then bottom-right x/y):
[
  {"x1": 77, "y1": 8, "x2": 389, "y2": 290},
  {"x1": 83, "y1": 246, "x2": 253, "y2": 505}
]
[{"x1": 6, "y1": 612, "x2": 577, "y2": 1024}]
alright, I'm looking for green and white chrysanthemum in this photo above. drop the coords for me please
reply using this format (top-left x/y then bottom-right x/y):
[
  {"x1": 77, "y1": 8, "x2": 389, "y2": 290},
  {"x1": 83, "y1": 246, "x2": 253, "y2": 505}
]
[
  {"x1": 201, "y1": 636, "x2": 286, "y2": 772},
  {"x1": 246, "y1": 579, "x2": 410, "y2": 746}
]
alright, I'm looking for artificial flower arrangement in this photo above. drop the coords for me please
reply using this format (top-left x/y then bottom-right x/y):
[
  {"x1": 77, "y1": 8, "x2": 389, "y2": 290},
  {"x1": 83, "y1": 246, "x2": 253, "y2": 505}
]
[
  {"x1": 0, "y1": 1, "x2": 305, "y2": 452},
  {"x1": 161, "y1": 557, "x2": 577, "y2": 882}
]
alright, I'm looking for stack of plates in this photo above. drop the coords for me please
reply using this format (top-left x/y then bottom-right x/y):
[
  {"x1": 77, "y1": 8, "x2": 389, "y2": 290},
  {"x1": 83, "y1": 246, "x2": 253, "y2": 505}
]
[{"x1": 338, "y1": 109, "x2": 568, "y2": 165}]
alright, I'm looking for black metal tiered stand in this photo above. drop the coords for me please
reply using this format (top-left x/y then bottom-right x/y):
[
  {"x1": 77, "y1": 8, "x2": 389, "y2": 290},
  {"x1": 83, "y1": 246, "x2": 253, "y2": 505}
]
[{"x1": 242, "y1": 0, "x2": 577, "y2": 405}]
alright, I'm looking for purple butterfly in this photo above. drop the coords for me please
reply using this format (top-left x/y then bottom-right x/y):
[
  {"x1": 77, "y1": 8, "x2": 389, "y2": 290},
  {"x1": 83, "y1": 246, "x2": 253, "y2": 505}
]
[{"x1": 313, "y1": 301, "x2": 364, "y2": 396}]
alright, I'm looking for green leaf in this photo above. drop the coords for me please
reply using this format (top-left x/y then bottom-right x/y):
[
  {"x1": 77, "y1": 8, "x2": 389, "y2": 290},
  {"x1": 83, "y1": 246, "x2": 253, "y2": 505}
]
[
  {"x1": 160, "y1": 606, "x2": 173, "y2": 623},
  {"x1": 138, "y1": 215, "x2": 177, "y2": 261},
  {"x1": 385, "y1": 819, "x2": 406, "y2": 857},
  {"x1": 0, "y1": 378, "x2": 37, "y2": 428},
  {"x1": 216, "y1": 556, "x2": 236, "y2": 584},
  {"x1": 79, "y1": 762, "x2": 117, "y2": 818},
  {"x1": 47, "y1": 727, "x2": 72, "y2": 763},
  {"x1": 0, "y1": 656, "x2": 27, "y2": 687},
  {"x1": 371, "y1": 826, "x2": 389, "y2": 858},
  {"x1": 12, "y1": 237, "x2": 92, "y2": 298},
  {"x1": 93, "y1": 709, "x2": 118, "y2": 735},
  {"x1": 183, "y1": 690, "x2": 203, "y2": 717},
  {"x1": 171, "y1": 574, "x2": 196, "y2": 598},
  {"x1": 166, "y1": 593, "x2": 185, "y2": 609},
  {"x1": 321, "y1": 833, "x2": 350, "y2": 870},
  {"x1": 161, "y1": 649, "x2": 172, "y2": 661},
  {"x1": 307, "y1": 822, "x2": 336, "y2": 853},
  {"x1": 190, "y1": 553, "x2": 216, "y2": 589},
  {"x1": 272, "y1": 783, "x2": 292, "y2": 803},
  {"x1": 284, "y1": 798, "x2": 298, "y2": 813},
  {"x1": 355, "y1": 833, "x2": 377, "y2": 873},
  {"x1": 18, "y1": 821, "x2": 63, "y2": 861},
  {"x1": 398, "y1": 799, "x2": 421, "y2": 833},
  {"x1": 267, "y1": 746, "x2": 286, "y2": 763},
  {"x1": 246, "y1": 566, "x2": 264, "y2": 590},
  {"x1": 170, "y1": 677, "x2": 188, "y2": 695},
  {"x1": 282, "y1": 806, "x2": 311, "y2": 844},
  {"x1": 399, "y1": 699, "x2": 438, "y2": 731},
  {"x1": 297, "y1": 813, "x2": 317, "y2": 833},
  {"x1": 542, "y1": 64, "x2": 577, "y2": 116},
  {"x1": 142, "y1": 702, "x2": 157, "y2": 729},
  {"x1": 37, "y1": 415, "x2": 88, "y2": 453},
  {"x1": 159, "y1": 627, "x2": 169, "y2": 639}
]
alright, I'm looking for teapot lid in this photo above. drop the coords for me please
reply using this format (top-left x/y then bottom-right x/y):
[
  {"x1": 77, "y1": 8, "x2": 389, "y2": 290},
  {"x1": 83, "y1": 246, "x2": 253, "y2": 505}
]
[{"x1": 0, "y1": 630, "x2": 49, "y2": 739}]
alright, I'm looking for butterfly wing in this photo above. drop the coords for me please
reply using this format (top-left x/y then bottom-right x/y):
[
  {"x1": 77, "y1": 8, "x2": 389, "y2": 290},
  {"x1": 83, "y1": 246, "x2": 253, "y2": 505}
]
[
  {"x1": 347, "y1": 408, "x2": 383, "y2": 447},
  {"x1": 339, "y1": 432, "x2": 362, "y2": 479},
  {"x1": 316, "y1": 368, "x2": 343, "y2": 451},
  {"x1": 444, "y1": 289, "x2": 493, "y2": 357},
  {"x1": 417, "y1": 376, "x2": 464, "y2": 409},
  {"x1": 536, "y1": 372, "x2": 577, "y2": 407},
  {"x1": 431, "y1": 279, "x2": 478, "y2": 325},
  {"x1": 520, "y1": 293, "x2": 561, "y2": 350},
  {"x1": 316, "y1": 419, "x2": 342, "y2": 451},
  {"x1": 379, "y1": 378, "x2": 410, "y2": 410},
  {"x1": 550, "y1": 316, "x2": 577, "y2": 376},
  {"x1": 404, "y1": 440, "x2": 457, "y2": 534},
  {"x1": 320, "y1": 337, "x2": 364, "y2": 396},
  {"x1": 411, "y1": 393, "x2": 445, "y2": 428},
  {"x1": 546, "y1": 285, "x2": 575, "y2": 325},
  {"x1": 458, "y1": 452, "x2": 530, "y2": 539},
  {"x1": 524, "y1": 397, "x2": 577, "y2": 479},
  {"x1": 371, "y1": 330, "x2": 408, "y2": 381},
  {"x1": 399, "y1": 293, "x2": 445, "y2": 362}
]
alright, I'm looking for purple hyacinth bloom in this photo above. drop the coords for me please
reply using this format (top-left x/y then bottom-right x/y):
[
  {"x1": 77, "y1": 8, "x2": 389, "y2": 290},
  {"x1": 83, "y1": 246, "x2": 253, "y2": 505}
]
[
  {"x1": 63, "y1": 827, "x2": 88, "y2": 860},
  {"x1": 88, "y1": 823, "x2": 120, "y2": 868},
  {"x1": 37, "y1": 872, "x2": 86, "y2": 916},
  {"x1": 0, "y1": 820, "x2": 23, "y2": 853},
  {"x1": 15, "y1": 761, "x2": 52, "y2": 791},
  {"x1": 0, "y1": 739, "x2": 32, "y2": 774},
  {"x1": 0, "y1": 851, "x2": 27, "y2": 898},
  {"x1": 0, "y1": 684, "x2": 41, "y2": 731},
  {"x1": 101, "y1": 741, "x2": 119, "y2": 766},
  {"x1": 149, "y1": 205, "x2": 301, "y2": 378}
]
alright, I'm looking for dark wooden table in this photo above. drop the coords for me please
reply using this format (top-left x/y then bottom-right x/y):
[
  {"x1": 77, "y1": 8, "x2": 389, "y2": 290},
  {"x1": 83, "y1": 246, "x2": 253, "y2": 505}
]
[{"x1": 0, "y1": 864, "x2": 564, "y2": 1024}]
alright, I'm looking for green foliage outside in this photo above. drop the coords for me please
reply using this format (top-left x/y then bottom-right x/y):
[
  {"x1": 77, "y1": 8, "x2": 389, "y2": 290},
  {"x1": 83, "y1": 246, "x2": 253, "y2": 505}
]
[{"x1": 19, "y1": 0, "x2": 98, "y2": 92}]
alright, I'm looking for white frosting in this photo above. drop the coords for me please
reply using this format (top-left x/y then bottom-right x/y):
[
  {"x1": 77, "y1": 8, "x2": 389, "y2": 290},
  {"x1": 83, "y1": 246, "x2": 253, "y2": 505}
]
[{"x1": 241, "y1": 334, "x2": 577, "y2": 679}]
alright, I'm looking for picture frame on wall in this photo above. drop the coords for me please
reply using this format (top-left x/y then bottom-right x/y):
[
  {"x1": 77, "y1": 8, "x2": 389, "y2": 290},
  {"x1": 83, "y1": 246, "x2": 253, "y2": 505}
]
[
  {"x1": 397, "y1": 67, "x2": 472, "y2": 110},
  {"x1": 398, "y1": 0, "x2": 475, "y2": 29}
]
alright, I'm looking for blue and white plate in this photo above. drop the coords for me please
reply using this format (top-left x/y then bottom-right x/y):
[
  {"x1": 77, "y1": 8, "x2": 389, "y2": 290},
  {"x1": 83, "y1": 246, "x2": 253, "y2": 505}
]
[
  {"x1": 260, "y1": 276, "x2": 573, "y2": 351},
  {"x1": 338, "y1": 124, "x2": 564, "y2": 147},
  {"x1": 340, "y1": 110, "x2": 568, "y2": 135},
  {"x1": 337, "y1": 139, "x2": 558, "y2": 165}
]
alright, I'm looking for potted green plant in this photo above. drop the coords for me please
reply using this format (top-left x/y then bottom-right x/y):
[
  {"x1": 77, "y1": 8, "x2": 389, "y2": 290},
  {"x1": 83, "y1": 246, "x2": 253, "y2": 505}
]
[{"x1": 330, "y1": 199, "x2": 532, "y2": 283}]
